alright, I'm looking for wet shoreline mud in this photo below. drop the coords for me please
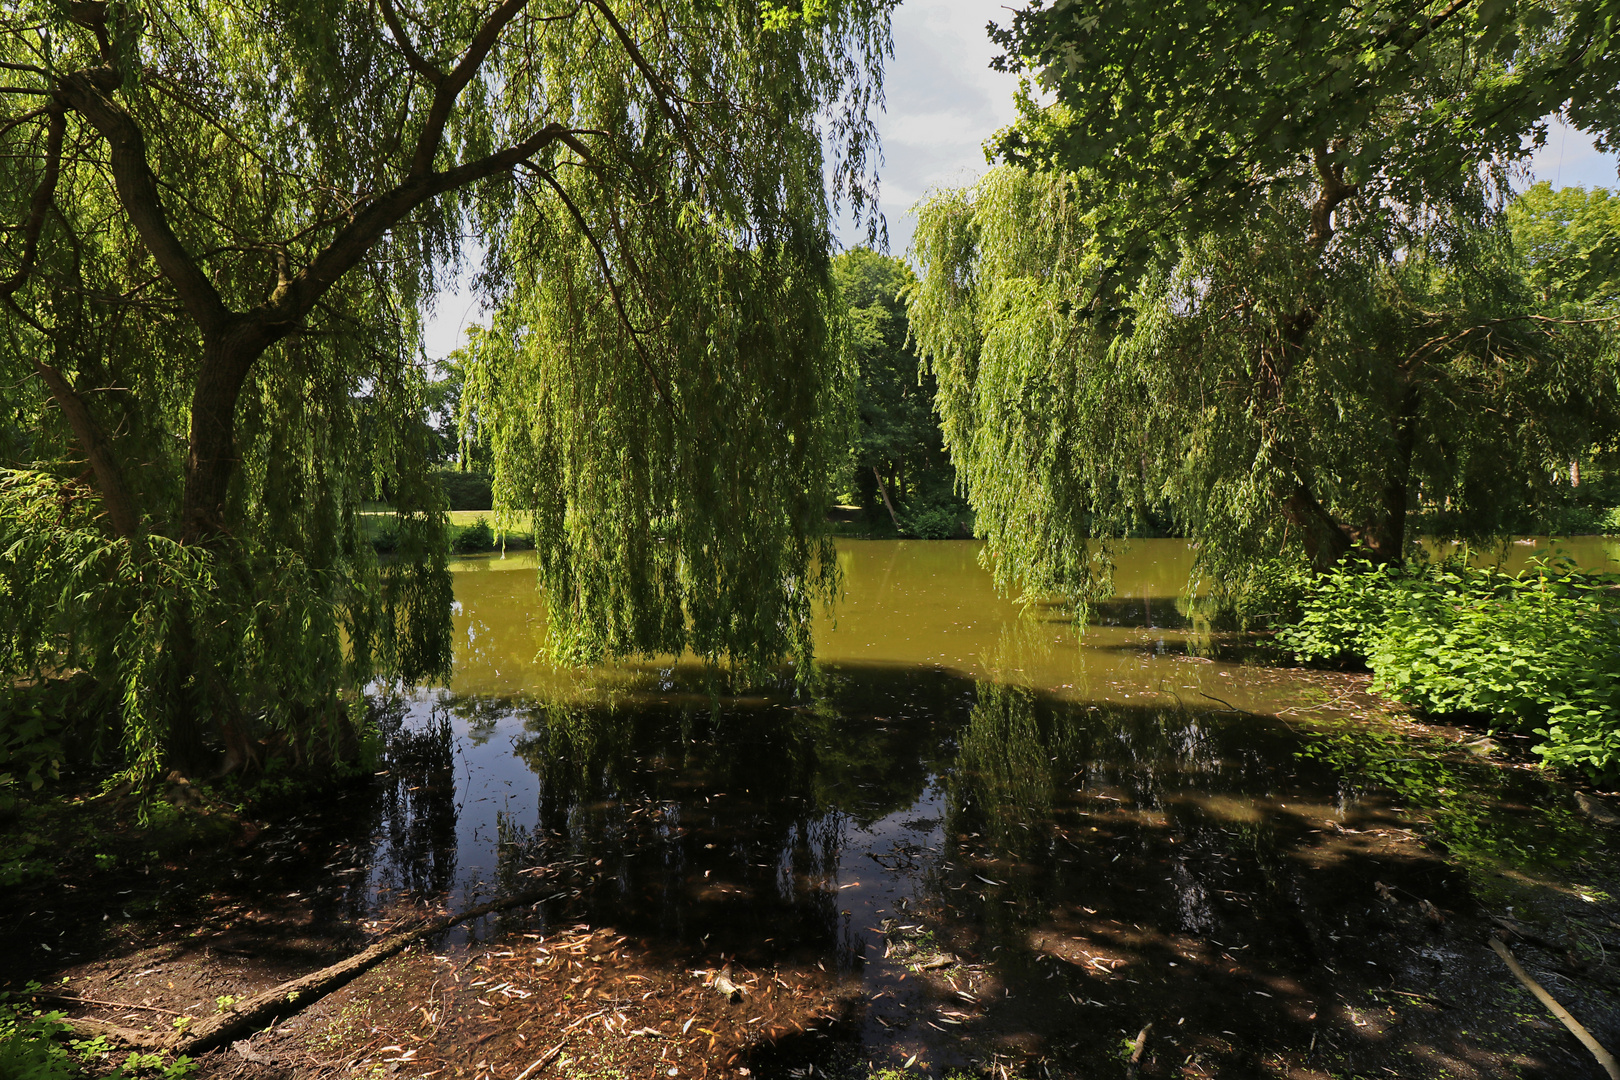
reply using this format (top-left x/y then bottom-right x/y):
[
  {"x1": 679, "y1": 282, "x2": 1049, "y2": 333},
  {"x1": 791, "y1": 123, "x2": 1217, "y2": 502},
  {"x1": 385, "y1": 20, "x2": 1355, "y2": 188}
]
[{"x1": 7, "y1": 540, "x2": 1620, "y2": 1078}]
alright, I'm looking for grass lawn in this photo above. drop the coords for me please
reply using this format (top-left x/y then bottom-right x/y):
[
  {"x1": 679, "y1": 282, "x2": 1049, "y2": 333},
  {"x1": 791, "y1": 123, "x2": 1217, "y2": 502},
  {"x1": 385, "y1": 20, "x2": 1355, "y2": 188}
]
[{"x1": 359, "y1": 505, "x2": 499, "y2": 527}]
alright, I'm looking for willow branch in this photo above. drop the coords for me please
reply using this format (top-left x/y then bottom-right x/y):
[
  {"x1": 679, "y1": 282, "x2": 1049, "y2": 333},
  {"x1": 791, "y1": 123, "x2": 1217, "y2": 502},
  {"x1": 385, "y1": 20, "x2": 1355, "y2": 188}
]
[
  {"x1": 525, "y1": 163, "x2": 673, "y2": 409},
  {"x1": 379, "y1": 0, "x2": 446, "y2": 87},
  {"x1": 30, "y1": 358, "x2": 140, "y2": 537},
  {"x1": 0, "y1": 103, "x2": 64, "y2": 297},
  {"x1": 409, "y1": 0, "x2": 529, "y2": 177},
  {"x1": 585, "y1": 0, "x2": 680, "y2": 129},
  {"x1": 55, "y1": 66, "x2": 231, "y2": 334},
  {"x1": 274, "y1": 123, "x2": 577, "y2": 327},
  {"x1": 583, "y1": 0, "x2": 699, "y2": 167}
]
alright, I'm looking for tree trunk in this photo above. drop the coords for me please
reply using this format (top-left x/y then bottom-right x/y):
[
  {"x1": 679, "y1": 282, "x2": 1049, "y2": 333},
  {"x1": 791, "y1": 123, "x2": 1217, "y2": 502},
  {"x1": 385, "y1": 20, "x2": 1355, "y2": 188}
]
[
  {"x1": 1364, "y1": 383, "x2": 1420, "y2": 564},
  {"x1": 1284, "y1": 483, "x2": 1354, "y2": 571},
  {"x1": 1262, "y1": 146, "x2": 1365, "y2": 570},
  {"x1": 872, "y1": 466, "x2": 902, "y2": 529},
  {"x1": 30, "y1": 360, "x2": 141, "y2": 538},
  {"x1": 181, "y1": 323, "x2": 269, "y2": 544}
]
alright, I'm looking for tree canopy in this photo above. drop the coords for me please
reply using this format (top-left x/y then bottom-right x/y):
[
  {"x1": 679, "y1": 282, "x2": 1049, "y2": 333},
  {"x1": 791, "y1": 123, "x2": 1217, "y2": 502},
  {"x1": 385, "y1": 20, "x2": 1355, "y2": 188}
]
[
  {"x1": 832, "y1": 248, "x2": 967, "y2": 537},
  {"x1": 0, "y1": 0, "x2": 891, "y2": 779},
  {"x1": 901, "y1": 0, "x2": 1620, "y2": 604},
  {"x1": 1509, "y1": 181, "x2": 1620, "y2": 308},
  {"x1": 992, "y1": 0, "x2": 1620, "y2": 289},
  {"x1": 910, "y1": 169, "x2": 1619, "y2": 604}
]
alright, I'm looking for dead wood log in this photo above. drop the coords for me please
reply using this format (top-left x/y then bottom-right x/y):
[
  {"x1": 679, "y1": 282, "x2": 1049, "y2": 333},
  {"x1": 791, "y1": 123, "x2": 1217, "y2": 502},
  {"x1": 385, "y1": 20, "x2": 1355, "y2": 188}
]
[
  {"x1": 1576, "y1": 791, "x2": 1620, "y2": 827},
  {"x1": 1125, "y1": 1021, "x2": 1152, "y2": 1079},
  {"x1": 57, "y1": 885, "x2": 560, "y2": 1056},
  {"x1": 1489, "y1": 937, "x2": 1620, "y2": 1080},
  {"x1": 55, "y1": 1015, "x2": 173, "y2": 1051}
]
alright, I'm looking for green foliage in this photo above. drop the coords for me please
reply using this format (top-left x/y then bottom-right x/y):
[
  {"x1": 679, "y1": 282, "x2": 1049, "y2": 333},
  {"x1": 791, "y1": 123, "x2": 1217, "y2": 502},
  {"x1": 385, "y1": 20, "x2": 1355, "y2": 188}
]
[
  {"x1": 0, "y1": 992, "x2": 196, "y2": 1079},
  {"x1": 1509, "y1": 183, "x2": 1620, "y2": 309},
  {"x1": 0, "y1": 468, "x2": 446, "y2": 783},
  {"x1": 0, "y1": 695, "x2": 66, "y2": 815},
  {"x1": 900, "y1": 489, "x2": 964, "y2": 540},
  {"x1": 992, "y1": 0, "x2": 1620, "y2": 297},
  {"x1": 451, "y1": 516, "x2": 496, "y2": 554},
  {"x1": 0, "y1": 1000, "x2": 74, "y2": 1080},
  {"x1": 1198, "y1": 555, "x2": 1313, "y2": 632},
  {"x1": 465, "y1": 223, "x2": 852, "y2": 674},
  {"x1": 1, "y1": 0, "x2": 892, "y2": 770},
  {"x1": 439, "y1": 471, "x2": 494, "y2": 512},
  {"x1": 1279, "y1": 561, "x2": 1407, "y2": 664},
  {"x1": 833, "y1": 248, "x2": 969, "y2": 535},
  {"x1": 910, "y1": 167, "x2": 1620, "y2": 606},
  {"x1": 1281, "y1": 561, "x2": 1620, "y2": 771}
]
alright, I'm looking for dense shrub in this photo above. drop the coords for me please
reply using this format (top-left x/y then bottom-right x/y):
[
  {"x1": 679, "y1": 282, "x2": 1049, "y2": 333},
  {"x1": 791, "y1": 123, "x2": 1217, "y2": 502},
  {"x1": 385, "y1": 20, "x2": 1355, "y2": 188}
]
[
  {"x1": 0, "y1": 470, "x2": 450, "y2": 785},
  {"x1": 1280, "y1": 560, "x2": 1620, "y2": 772},
  {"x1": 451, "y1": 517, "x2": 497, "y2": 553},
  {"x1": 904, "y1": 504, "x2": 965, "y2": 540},
  {"x1": 900, "y1": 480, "x2": 972, "y2": 539}
]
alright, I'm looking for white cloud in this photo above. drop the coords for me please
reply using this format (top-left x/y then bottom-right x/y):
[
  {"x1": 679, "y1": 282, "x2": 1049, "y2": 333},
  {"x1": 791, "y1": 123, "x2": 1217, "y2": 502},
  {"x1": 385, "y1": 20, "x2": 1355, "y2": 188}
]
[{"x1": 839, "y1": 0, "x2": 1020, "y2": 257}]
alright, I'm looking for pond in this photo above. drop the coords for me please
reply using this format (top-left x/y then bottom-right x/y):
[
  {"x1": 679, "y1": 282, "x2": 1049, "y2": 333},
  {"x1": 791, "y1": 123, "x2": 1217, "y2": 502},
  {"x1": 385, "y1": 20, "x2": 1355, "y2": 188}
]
[{"x1": 257, "y1": 538, "x2": 1618, "y2": 1078}]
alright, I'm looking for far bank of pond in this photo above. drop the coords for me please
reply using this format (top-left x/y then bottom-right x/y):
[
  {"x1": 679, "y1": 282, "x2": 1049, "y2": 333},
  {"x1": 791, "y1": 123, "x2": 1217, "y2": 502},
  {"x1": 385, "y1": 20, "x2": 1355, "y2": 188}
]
[{"x1": 8, "y1": 538, "x2": 1620, "y2": 1080}]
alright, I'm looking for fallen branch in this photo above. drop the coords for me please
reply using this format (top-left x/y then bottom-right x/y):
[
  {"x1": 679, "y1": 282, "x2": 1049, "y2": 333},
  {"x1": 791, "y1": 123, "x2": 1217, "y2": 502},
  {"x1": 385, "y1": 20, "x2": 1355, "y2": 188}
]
[
  {"x1": 56, "y1": 886, "x2": 561, "y2": 1056},
  {"x1": 53, "y1": 1015, "x2": 172, "y2": 1051},
  {"x1": 1125, "y1": 1021, "x2": 1152, "y2": 1079},
  {"x1": 1489, "y1": 937, "x2": 1620, "y2": 1080},
  {"x1": 23, "y1": 991, "x2": 185, "y2": 1017},
  {"x1": 514, "y1": 1039, "x2": 567, "y2": 1080}
]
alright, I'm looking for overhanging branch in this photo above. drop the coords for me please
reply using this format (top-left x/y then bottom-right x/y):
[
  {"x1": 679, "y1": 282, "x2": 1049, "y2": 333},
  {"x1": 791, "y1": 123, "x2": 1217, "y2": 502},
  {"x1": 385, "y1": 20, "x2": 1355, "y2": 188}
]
[{"x1": 524, "y1": 162, "x2": 673, "y2": 409}]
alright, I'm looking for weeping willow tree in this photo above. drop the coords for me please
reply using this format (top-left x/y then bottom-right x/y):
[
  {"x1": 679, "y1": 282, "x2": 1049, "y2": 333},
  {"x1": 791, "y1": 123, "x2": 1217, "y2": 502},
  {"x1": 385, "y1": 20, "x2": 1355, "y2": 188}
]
[
  {"x1": 902, "y1": 0, "x2": 1620, "y2": 607},
  {"x1": 910, "y1": 168, "x2": 1620, "y2": 606},
  {"x1": 0, "y1": 0, "x2": 890, "y2": 783}
]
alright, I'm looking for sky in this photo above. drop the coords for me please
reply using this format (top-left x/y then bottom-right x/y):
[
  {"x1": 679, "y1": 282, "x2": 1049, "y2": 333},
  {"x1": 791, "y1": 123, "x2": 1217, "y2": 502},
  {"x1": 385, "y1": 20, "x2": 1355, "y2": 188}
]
[{"x1": 421, "y1": 0, "x2": 1618, "y2": 361}]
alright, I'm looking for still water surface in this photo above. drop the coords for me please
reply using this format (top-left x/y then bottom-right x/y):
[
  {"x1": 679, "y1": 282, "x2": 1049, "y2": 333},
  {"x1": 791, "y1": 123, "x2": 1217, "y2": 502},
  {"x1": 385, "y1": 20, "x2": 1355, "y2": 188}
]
[{"x1": 313, "y1": 538, "x2": 1614, "y2": 1074}]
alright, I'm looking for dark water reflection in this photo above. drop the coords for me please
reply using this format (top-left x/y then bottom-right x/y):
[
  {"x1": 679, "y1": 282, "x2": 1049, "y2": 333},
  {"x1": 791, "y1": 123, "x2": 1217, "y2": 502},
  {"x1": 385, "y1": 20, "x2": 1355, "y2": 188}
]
[
  {"x1": 210, "y1": 539, "x2": 1616, "y2": 1074},
  {"x1": 307, "y1": 665, "x2": 1496, "y2": 1076}
]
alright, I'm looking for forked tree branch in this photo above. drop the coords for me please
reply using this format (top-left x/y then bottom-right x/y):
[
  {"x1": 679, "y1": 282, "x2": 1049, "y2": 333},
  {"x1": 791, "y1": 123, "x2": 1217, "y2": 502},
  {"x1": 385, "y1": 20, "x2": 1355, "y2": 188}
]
[
  {"x1": 409, "y1": 0, "x2": 529, "y2": 177},
  {"x1": 274, "y1": 122, "x2": 580, "y2": 328},
  {"x1": 378, "y1": 0, "x2": 446, "y2": 87},
  {"x1": 55, "y1": 66, "x2": 232, "y2": 335}
]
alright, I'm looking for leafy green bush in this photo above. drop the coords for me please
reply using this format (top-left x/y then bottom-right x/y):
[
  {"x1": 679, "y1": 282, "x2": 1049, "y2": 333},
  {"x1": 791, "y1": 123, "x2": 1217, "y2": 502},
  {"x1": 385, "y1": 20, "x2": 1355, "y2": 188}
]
[
  {"x1": 0, "y1": 992, "x2": 197, "y2": 1079},
  {"x1": 899, "y1": 479, "x2": 970, "y2": 539},
  {"x1": 0, "y1": 697, "x2": 66, "y2": 822},
  {"x1": 1280, "y1": 560, "x2": 1620, "y2": 771},
  {"x1": 369, "y1": 523, "x2": 399, "y2": 554},
  {"x1": 1279, "y1": 560, "x2": 1403, "y2": 661},
  {"x1": 1198, "y1": 554, "x2": 1312, "y2": 631},
  {"x1": 451, "y1": 517, "x2": 496, "y2": 553},
  {"x1": 438, "y1": 470, "x2": 494, "y2": 511},
  {"x1": 903, "y1": 504, "x2": 962, "y2": 539},
  {"x1": 0, "y1": 1001, "x2": 74, "y2": 1080}
]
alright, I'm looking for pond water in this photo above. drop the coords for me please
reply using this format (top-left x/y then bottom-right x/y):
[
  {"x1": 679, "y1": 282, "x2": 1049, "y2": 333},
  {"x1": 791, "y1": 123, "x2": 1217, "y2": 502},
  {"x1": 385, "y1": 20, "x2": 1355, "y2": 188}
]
[{"x1": 268, "y1": 538, "x2": 1613, "y2": 1076}]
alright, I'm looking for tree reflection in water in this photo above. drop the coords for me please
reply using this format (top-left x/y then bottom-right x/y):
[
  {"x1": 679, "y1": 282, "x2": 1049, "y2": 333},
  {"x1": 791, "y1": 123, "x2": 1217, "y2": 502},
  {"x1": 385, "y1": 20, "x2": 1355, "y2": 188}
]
[
  {"x1": 367, "y1": 699, "x2": 459, "y2": 908},
  {"x1": 338, "y1": 669, "x2": 1582, "y2": 1077}
]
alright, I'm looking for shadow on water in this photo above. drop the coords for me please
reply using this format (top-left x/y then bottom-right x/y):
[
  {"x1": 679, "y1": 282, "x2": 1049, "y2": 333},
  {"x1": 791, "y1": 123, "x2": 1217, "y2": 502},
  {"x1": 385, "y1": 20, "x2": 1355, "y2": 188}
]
[{"x1": 253, "y1": 663, "x2": 1608, "y2": 1078}]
